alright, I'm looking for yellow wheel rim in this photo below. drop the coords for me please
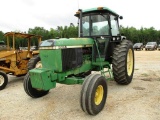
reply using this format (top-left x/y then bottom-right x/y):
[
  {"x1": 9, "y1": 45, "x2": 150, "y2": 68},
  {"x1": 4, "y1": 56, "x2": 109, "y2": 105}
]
[
  {"x1": 0, "y1": 75, "x2": 4, "y2": 86},
  {"x1": 127, "y1": 49, "x2": 133, "y2": 76},
  {"x1": 94, "y1": 85, "x2": 104, "y2": 105}
]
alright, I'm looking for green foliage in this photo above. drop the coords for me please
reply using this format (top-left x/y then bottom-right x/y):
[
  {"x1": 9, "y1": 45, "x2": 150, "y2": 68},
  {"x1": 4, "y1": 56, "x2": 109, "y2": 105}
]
[
  {"x1": 0, "y1": 24, "x2": 78, "y2": 48},
  {"x1": 28, "y1": 25, "x2": 78, "y2": 39},
  {"x1": 120, "y1": 26, "x2": 160, "y2": 44},
  {"x1": 28, "y1": 27, "x2": 50, "y2": 46},
  {"x1": 0, "y1": 31, "x2": 4, "y2": 42},
  {"x1": 1, "y1": 25, "x2": 160, "y2": 46}
]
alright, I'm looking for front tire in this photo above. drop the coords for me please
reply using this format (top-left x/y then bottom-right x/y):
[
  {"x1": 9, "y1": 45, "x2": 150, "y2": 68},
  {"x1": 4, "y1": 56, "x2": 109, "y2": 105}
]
[
  {"x1": 112, "y1": 40, "x2": 134, "y2": 85},
  {"x1": 28, "y1": 55, "x2": 41, "y2": 70},
  {"x1": 23, "y1": 73, "x2": 49, "y2": 98},
  {"x1": 80, "y1": 74, "x2": 107, "y2": 115},
  {"x1": 0, "y1": 71, "x2": 8, "y2": 90}
]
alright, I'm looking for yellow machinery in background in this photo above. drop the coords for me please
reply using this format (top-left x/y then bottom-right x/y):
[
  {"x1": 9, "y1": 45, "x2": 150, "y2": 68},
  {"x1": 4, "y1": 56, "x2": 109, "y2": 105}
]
[{"x1": 0, "y1": 32, "x2": 42, "y2": 90}]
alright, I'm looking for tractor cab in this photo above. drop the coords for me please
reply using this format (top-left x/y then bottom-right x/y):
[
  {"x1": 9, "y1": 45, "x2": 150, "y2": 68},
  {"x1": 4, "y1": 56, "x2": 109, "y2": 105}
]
[
  {"x1": 75, "y1": 7, "x2": 123, "y2": 63},
  {"x1": 75, "y1": 7, "x2": 122, "y2": 39}
]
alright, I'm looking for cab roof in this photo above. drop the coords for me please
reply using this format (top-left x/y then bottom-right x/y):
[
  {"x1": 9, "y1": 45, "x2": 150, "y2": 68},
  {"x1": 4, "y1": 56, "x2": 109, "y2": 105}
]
[{"x1": 75, "y1": 7, "x2": 119, "y2": 16}]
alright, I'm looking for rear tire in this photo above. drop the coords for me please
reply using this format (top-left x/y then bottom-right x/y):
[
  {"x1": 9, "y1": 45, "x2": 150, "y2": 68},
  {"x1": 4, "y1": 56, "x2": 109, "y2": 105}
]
[
  {"x1": 112, "y1": 40, "x2": 134, "y2": 85},
  {"x1": 80, "y1": 74, "x2": 107, "y2": 115},
  {"x1": 0, "y1": 71, "x2": 8, "y2": 90},
  {"x1": 23, "y1": 73, "x2": 49, "y2": 98}
]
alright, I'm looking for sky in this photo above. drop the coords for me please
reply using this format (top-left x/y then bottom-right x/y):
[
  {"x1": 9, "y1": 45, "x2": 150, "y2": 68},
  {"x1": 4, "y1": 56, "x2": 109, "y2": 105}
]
[{"x1": 0, "y1": 0, "x2": 160, "y2": 32}]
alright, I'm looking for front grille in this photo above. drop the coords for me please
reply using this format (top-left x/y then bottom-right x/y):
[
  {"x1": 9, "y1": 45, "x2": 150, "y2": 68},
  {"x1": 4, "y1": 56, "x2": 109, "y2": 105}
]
[{"x1": 61, "y1": 48, "x2": 83, "y2": 71}]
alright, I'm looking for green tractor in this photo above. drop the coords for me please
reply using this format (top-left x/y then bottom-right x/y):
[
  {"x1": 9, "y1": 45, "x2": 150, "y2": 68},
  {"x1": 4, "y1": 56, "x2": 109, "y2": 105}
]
[{"x1": 23, "y1": 7, "x2": 134, "y2": 115}]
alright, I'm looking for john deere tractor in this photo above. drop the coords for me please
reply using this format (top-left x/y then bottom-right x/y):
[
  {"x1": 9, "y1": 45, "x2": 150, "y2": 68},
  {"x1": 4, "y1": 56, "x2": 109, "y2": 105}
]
[{"x1": 24, "y1": 7, "x2": 134, "y2": 115}]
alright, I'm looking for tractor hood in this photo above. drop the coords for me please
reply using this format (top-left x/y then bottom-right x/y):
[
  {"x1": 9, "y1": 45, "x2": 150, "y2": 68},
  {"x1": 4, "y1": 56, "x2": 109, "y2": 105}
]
[
  {"x1": 39, "y1": 38, "x2": 94, "y2": 49},
  {"x1": 38, "y1": 37, "x2": 94, "y2": 72}
]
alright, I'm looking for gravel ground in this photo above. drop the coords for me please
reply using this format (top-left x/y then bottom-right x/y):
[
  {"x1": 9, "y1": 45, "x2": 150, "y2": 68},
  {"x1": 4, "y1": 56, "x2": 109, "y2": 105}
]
[{"x1": 0, "y1": 50, "x2": 160, "y2": 120}]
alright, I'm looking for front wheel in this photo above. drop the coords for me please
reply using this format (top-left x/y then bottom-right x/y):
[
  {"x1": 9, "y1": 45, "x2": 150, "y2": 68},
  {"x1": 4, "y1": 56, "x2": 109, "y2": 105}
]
[
  {"x1": 80, "y1": 74, "x2": 107, "y2": 115},
  {"x1": 112, "y1": 40, "x2": 134, "y2": 85},
  {"x1": 23, "y1": 73, "x2": 49, "y2": 98},
  {"x1": 0, "y1": 71, "x2": 8, "y2": 90},
  {"x1": 28, "y1": 55, "x2": 41, "y2": 70}
]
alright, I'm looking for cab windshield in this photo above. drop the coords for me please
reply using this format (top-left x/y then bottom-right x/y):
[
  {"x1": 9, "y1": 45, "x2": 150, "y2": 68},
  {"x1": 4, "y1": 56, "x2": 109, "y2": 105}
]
[{"x1": 82, "y1": 14, "x2": 120, "y2": 36}]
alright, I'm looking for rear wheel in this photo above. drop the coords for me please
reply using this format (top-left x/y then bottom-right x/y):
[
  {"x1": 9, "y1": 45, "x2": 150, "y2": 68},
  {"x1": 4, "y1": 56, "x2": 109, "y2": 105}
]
[
  {"x1": 23, "y1": 73, "x2": 49, "y2": 98},
  {"x1": 112, "y1": 40, "x2": 134, "y2": 85},
  {"x1": 0, "y1": 71, "x2": 8, "y2": 90},
  {"x1": 80, "y1": 74, "x2": 107, "y2": 115}
]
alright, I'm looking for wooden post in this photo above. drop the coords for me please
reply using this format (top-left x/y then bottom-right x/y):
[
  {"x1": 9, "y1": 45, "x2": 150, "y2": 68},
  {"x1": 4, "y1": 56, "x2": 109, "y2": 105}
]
[
  {"x1": 7, "y1": 36, "x2": 9, "y2": 50},
  {"x1": 38, "y1": 37, "x2": 41, "y2": 45},
  {"x1": 13, "y1": 33, "x2": 15, "y2": 50},
  {"x1": 28, "y1": 37, "x2": 31, "y2": 51}
]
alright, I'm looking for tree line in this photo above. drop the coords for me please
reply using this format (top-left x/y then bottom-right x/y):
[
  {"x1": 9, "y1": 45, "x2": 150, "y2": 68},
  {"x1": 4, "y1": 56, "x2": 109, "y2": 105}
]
[
  {"x1": 0, "y1": 25, "x2": 78, "y2": 48},
  {"x1": 0, "y1": 25, "x2": 160, "y2": 47},
  {"x1": 120, "y1": 26, "x2": 160, "y2": 44}
]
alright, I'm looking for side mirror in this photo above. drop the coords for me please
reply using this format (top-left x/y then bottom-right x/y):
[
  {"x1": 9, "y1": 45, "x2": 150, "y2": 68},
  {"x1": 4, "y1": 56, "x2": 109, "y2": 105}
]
[{"x1": 119, "y1": 16, "x2": 123, "y2": 19}]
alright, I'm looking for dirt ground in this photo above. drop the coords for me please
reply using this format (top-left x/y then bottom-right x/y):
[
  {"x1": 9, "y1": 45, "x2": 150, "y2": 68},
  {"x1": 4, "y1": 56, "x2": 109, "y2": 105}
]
[{"x1": 0, "y1": 50, "x2": 160, "y2": 120}]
